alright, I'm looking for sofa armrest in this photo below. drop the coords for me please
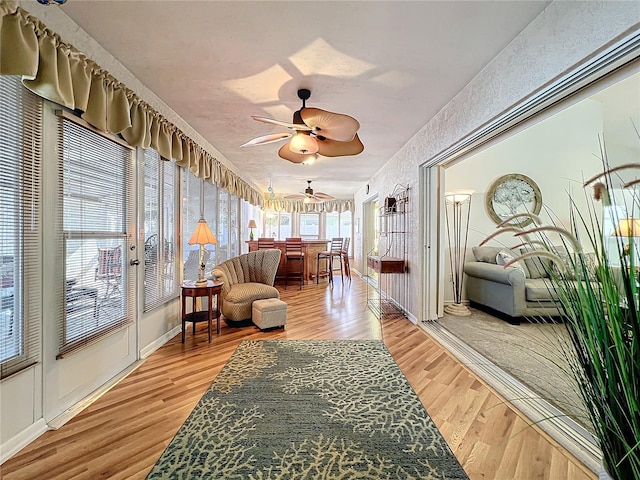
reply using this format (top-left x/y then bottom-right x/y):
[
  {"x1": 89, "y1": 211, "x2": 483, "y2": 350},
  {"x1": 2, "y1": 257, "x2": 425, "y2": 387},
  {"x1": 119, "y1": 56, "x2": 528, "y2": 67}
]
[{"x1": 464, "y1": 261, "x2": 525, "y2": 286}]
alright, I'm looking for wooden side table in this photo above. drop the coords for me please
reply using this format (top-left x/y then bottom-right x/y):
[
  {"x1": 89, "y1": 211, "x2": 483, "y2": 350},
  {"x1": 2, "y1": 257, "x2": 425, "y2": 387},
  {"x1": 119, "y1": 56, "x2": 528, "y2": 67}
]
[{"x1": 181, "y1": 280, "x2": 223, "y2": 343}]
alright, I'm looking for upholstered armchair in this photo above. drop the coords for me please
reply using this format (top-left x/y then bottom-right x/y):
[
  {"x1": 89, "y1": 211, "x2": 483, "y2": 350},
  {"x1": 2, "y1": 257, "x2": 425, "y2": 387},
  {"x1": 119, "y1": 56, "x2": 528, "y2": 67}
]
[{"x1": 212, "y1": 249, "x2": 281, "y2": 323}]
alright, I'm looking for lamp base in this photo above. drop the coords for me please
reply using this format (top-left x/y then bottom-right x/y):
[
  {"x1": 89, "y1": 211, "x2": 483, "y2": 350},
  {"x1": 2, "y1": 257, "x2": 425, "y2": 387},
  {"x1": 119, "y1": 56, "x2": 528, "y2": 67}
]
[
  {"x1": 444, "y1": 303, "x2": 471, "y2": 317},
  {"x1": 195, "y1": 278, "x2": 209, "y2": 286}
]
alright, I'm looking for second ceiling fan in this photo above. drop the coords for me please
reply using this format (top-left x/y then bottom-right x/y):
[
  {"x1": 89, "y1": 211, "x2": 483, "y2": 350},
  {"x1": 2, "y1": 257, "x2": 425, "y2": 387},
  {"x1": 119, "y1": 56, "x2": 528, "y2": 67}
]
[
  {"x1": 285, "y1": 180, "x2": 335, "y2": 204},
  {"x1": 241, "y1": 89, "x2": 364, "y2": 164}
]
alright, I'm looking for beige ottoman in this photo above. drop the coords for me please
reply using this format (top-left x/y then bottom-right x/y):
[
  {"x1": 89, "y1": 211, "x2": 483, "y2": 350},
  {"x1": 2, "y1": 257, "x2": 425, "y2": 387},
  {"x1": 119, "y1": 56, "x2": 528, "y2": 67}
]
[{"x1": 252, "y1": 298, "x2": 287, "y2": 330}]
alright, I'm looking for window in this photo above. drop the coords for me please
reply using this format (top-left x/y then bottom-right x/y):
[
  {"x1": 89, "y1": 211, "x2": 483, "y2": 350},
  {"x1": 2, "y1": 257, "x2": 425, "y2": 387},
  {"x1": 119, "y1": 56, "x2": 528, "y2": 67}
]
[
  {"x1": 182, "y1": 176, "x2": 241, "y2": 281},
  {"x1": 216, "y1": 188, "x2": 229, "y2": 263},
  {"x1": 59, "y1": 117, "x2": 134, "y2": 357},
  {"x1": 264, "y1": 210, "x2": 291, "y2": 240},
  {"x1": 0, "y1": 76, "x2": 42, "y2": 378},
  {"x1": 182, "y1": 173, "x2": 202, "y2": 282},
  {"x1": 326, "y1": 211, "x2": 352, "y2": 254},
  {"x1": 299, "y1": 213, "x2": 319, "y2": 240},
  {"x1": 143, "y1": 149, "x2": 179, "y2": 311}
]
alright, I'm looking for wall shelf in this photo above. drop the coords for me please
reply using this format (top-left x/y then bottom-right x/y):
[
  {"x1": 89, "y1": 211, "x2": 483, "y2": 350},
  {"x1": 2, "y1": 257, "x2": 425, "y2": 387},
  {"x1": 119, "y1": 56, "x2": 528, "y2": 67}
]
[{"x1": 366, "y1": 184, "x2": 409, "y2": 319}]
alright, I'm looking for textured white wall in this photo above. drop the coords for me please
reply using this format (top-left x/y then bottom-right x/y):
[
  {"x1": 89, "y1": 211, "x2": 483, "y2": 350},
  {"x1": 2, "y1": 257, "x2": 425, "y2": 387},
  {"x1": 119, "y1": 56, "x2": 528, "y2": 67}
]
[{"x1": 354, "y1": 1, "x2": 640, "y2": 320}]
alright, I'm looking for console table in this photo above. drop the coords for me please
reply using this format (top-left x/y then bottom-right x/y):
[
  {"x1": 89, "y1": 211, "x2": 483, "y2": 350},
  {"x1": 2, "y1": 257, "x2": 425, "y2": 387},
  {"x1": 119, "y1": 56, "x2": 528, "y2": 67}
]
[{"x1": 181, "y1": 280, "x2": 223, "y2": 343}]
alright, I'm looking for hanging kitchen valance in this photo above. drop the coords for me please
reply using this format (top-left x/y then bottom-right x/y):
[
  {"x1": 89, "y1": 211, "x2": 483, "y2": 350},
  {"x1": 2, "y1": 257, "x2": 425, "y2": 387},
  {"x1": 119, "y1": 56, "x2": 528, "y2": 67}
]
[
  {"x1": 263, "y1": 197, "x2": 354, "y2": 213},
  {"x1": 0, "y1": 2, "x2": 263, "y2": 207}
]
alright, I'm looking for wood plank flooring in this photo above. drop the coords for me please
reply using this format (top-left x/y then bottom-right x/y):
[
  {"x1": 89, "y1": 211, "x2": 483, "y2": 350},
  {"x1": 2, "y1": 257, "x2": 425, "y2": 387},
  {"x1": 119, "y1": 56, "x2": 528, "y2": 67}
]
[{"x1": 0, "y1": 276, "x2": 595, "y2": 480}]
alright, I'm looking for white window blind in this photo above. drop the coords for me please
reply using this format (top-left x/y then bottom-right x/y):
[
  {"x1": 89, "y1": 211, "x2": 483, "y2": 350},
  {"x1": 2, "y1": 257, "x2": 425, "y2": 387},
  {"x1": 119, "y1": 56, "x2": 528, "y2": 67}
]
[
  {"x1": 58, "y1": 117, "x2": 134, "y2": 358},
  {"x1": 0, "y1": 76, "x2": 42, "y2": 379},
  {"x1": 143, "y1": 149, "x2": 178, "y2": 311}
]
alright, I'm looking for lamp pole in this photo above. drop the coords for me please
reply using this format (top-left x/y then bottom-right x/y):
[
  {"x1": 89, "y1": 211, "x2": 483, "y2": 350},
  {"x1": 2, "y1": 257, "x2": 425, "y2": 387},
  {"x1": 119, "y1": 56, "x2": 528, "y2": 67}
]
[{"x1": 444, "y1": 190, "x2": 474, "y2": 316}]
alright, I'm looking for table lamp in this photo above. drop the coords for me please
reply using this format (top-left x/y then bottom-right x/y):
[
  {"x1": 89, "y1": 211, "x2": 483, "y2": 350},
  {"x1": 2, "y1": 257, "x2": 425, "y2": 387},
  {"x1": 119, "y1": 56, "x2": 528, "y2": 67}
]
[
  {"x1": 188, "y1": 218, "x2": 217, "y2": 286},
  {"x1": 248, "y1": 219, "x2": 257, "y2": 240}
]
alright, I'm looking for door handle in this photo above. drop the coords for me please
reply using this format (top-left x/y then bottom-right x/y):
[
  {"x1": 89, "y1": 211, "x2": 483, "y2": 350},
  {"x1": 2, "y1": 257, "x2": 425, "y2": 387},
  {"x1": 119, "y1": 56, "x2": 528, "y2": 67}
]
[{"x1": 130, "y1": 259, "x2": 140, "y2": 266}]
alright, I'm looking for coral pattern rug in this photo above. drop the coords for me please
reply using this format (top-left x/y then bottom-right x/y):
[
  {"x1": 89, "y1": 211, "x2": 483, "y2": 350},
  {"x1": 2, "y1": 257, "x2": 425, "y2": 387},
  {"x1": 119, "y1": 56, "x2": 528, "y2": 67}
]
[{"x1": 146, "y1": 339, "x2": 468, "y2": 479}]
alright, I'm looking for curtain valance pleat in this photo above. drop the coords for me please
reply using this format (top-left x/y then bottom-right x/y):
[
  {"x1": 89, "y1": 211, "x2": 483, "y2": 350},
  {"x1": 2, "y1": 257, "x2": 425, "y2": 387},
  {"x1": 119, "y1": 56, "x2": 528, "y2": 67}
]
[
  {"x1": 263, "y1": 197, "x2": 354, "y2": 213},
  {"x1": 0, "y1": 2, "x2": 263, "y2": 207}
]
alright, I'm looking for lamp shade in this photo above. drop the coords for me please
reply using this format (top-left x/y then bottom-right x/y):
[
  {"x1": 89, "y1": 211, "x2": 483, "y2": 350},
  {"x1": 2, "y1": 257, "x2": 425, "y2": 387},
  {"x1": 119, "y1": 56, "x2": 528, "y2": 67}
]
[
  {"x1": 613, "y1": 218, "x2": 640, "y2": 237},
  {"x1": 188, "y1": 219, "x2": 217, "y2": 246},
  {"x1": 445, "y1": 190, "x2": 475, "y2": 205},
  {"x1": 247, "y1": 219, "x2": 257, "y2": 229},
  {"x1": 289, "y1": 132, "x2": 319, "y2": 155}
]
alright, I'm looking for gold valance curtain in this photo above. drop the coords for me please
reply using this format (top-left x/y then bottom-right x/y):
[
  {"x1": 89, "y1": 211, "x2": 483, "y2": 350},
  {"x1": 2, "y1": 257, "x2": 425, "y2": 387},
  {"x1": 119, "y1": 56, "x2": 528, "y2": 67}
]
[
  {"x1": 0, "y1": 2, "x2": 263, "y2": 207},
  {"x1": 263, "y1": 197, "x2": 354, "y2": 213}
]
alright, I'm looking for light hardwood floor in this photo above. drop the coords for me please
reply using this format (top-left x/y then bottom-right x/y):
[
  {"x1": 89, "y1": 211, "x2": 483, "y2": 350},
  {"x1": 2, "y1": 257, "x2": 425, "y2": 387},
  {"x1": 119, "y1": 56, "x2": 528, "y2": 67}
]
[{"x1": 1, "y1": 275, "x2": 595, "y2": 480}]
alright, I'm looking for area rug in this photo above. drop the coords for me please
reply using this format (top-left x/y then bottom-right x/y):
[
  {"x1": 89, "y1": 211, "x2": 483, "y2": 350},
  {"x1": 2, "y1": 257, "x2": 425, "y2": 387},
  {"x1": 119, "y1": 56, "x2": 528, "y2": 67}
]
[
  {"x1": 436, "y1": 307, "x2": 590, "y2": 429},
  {"x1": 146, "y1": 339, "x2": 468, "y2": 479}
]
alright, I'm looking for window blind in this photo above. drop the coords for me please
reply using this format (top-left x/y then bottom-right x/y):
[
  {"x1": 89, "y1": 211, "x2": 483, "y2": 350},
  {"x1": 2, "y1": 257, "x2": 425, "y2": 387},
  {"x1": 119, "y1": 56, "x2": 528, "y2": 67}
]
[
  {"x1": 58, "y1": 117, "x2": 134, "y2": 358},
  {"x1": 0, "y1": 76, "x2": 42, "y2": 379},
  {"x1": 143, "y1": 148, "x2": 178, "y2": 311}
]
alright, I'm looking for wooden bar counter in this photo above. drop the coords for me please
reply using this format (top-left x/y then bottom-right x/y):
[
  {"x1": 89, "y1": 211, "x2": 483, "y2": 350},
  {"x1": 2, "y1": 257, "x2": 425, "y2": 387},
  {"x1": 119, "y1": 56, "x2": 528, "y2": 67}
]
[{"x1": 247, "y1": 239, "x2": 330, "y2": 284}]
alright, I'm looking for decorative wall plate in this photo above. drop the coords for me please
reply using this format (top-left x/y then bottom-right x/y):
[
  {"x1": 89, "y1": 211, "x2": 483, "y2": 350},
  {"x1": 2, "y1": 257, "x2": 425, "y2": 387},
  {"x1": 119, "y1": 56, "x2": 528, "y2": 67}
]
[{"x1": 485, "y1": 173, "x2": 542, "y2": 227}]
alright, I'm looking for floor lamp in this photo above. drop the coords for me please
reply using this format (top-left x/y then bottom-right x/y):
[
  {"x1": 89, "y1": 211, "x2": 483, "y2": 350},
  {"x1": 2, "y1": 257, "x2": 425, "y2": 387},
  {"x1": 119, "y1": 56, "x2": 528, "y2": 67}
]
[{"x1": 444, "y1": 190, "x2": 474, "y2": 316}]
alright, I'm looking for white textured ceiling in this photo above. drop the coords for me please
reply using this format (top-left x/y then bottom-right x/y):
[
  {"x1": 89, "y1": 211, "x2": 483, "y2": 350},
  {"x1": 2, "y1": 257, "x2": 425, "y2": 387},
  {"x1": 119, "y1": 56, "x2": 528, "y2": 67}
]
[{"x1": 58, "y1": 0, "x2": 549, "y2": 199}]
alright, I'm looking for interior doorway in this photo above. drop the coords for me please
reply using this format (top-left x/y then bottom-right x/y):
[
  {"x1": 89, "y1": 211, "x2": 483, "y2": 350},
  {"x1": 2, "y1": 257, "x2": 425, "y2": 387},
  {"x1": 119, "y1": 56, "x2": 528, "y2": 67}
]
[
  {"x1": 420, "y1": 53, "x2": 640, "y2": 474},
  {"x1": 361, "y1": 196, "x2": 379, "y2": 282}
]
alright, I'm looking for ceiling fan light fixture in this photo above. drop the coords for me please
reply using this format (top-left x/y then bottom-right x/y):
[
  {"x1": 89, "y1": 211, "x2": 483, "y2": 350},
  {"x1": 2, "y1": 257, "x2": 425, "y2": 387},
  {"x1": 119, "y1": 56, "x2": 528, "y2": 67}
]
[
  {"x1": 289, "y1": 132, "x2": 318, "y2": 155},
  {"x1": 302, "y1": 154, "x2": 317, "y2": 165}
]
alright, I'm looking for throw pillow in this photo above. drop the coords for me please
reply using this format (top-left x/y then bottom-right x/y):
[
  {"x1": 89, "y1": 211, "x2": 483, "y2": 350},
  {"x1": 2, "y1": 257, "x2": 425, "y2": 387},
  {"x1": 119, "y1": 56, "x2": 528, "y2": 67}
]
[
  {"x1": 519, "y1": 246, "x2": 553, "y2": 279},
  {"x1": 551, "y1": 246, "x2": 576, "y2": 280},
  {"x1": 548, "y1": 245, "x2": 598, "y2": 281},
  {"x1": 496, "y1": 249, "x2": 527, "y2": 276},
  {"x1": 472, "y1": 246, "x2": 503, "y2": 264}
]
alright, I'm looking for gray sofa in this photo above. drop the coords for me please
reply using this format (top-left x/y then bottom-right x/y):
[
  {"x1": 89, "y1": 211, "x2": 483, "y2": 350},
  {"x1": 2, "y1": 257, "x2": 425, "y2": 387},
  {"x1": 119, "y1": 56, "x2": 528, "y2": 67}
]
[{"x1": 463, "y1": 245, "x2": 565, "y2": 324}]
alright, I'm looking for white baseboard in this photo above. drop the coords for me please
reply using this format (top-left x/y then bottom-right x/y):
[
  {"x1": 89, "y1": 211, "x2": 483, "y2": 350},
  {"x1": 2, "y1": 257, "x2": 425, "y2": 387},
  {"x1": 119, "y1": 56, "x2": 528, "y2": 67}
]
[
  {"x1": 47, "y1": 360, "x2": 145, "y2": 430},
  {"x1": 140, "y1": 325, "x2": 181, "y2": 359},
  {"x1": 0, "y1": 418, "x2": 47, "y2": 465}
]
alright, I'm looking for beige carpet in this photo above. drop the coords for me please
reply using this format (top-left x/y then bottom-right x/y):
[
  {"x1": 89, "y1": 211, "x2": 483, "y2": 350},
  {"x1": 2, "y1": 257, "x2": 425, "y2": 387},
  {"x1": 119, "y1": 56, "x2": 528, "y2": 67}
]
[{"x1": 437, "y1": 307, "x2": 592, "y2": 431}]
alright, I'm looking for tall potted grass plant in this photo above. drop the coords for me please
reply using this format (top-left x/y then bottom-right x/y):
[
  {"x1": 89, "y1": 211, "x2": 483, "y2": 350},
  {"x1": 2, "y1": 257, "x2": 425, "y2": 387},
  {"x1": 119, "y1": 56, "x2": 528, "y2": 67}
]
[{"x1": 489, "y1": 151, "x2": 639, "y2": 480}]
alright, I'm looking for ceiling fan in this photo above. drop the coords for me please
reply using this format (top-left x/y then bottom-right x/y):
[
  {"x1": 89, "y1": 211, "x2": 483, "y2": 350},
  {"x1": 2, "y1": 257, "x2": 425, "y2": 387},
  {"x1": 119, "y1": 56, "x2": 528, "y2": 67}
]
[
  {"x1": 240, "y1": 89, "x2": 364, "y2": 164},
  {"x1": 284, "y1": 180, "x2": 335, "y2": 203}
]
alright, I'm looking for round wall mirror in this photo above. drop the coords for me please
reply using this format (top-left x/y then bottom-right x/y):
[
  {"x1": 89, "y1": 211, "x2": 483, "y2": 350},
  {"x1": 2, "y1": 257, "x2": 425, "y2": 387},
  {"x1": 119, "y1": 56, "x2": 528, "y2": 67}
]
[{"x1": 485, "y1": 173, "x2": 542, "y2": 227}]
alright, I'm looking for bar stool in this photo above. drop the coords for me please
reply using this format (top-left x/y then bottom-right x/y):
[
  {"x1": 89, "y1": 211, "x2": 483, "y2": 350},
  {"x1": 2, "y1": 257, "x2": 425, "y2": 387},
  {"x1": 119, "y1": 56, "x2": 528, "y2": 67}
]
[
  {"x1": 317, "y1": 238, "x2": 343, "y2": 284},
  {"x1": 341, "y1": 237, "x2": 351, "y2": 280},
  {"x1": 257, "y1": 237, "x2": 275, "y2": 249},
  {"x1": 284, "y1": 237, "x2": 305, "y2": 289}
]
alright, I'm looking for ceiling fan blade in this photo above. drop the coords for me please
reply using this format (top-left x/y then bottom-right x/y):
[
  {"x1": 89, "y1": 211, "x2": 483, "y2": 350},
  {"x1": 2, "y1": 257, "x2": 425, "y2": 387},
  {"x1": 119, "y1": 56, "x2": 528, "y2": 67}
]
[
  {"x1": 301, "y1": 108, "x2": 360, "y2": 142},
  {"x1": 240, "y1": 132, "x2": 292, "y2": 147},
  {"x1": 303, "y1": 196, "x2": 325, "y2": 204},
  {"x1": 316, "y1": 133, "x2": 364, "y2": 157},
  {"x1": 278, "y1": 142, "x2": 318, "y2": 164},
  {"x1": 314, "y1": 192, "x2": 335, "y2": 200},
  {"x1": 284, "y1": 193, "x2": 306, "y2": 200},
  {"x1": 252, "y1": 116, "x2": 311, "y2": 131}
]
